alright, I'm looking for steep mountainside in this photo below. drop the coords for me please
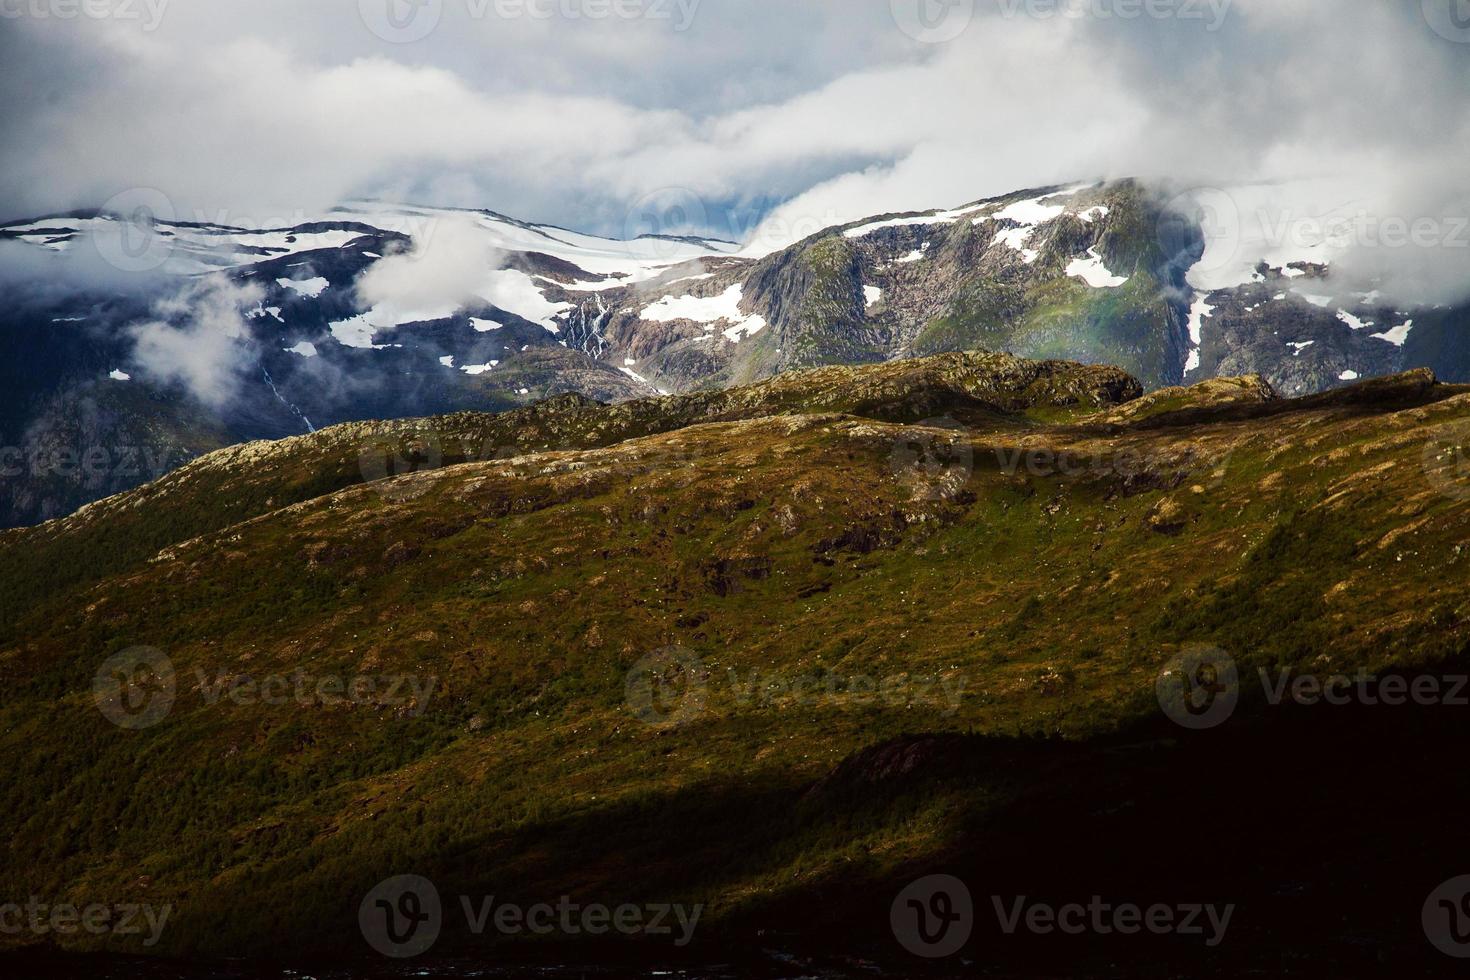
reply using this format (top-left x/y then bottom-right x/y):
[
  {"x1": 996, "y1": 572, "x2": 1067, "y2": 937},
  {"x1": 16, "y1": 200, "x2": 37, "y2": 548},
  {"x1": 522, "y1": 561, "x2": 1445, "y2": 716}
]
[{"x1": 3, "y1": 353, "x2": 1470, "y2": 972}]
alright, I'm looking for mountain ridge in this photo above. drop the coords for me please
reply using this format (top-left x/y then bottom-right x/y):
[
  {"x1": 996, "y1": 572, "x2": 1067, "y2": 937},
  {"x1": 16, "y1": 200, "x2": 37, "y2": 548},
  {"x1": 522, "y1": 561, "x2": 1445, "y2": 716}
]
[{"x1": 2, "y1": 178, "x2": 1468, "y2": 528}]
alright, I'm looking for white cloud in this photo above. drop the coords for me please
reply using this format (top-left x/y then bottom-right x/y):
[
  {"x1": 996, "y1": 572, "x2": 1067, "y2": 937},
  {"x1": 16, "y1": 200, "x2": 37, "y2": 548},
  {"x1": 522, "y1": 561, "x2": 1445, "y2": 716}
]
[
  {"x1": 3, "y1": 1, "x2": 1469, "y2": 301},
  {"x1": 128, "y1": 276, "x2": 265, "y2": 406},
  {"x1": 354, "y1": 214, "x2": 502, "y2": 324}
]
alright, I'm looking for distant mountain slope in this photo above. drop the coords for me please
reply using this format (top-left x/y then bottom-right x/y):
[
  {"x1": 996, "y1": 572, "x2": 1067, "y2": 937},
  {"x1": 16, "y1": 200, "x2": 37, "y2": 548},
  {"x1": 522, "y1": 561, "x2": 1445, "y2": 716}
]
[
  {"x1": 2, "y1": 354, "x2": 1469, "y2": 969},
  {"x1": 2, "y1": 180, "x2": 1466, "y2": 526}
]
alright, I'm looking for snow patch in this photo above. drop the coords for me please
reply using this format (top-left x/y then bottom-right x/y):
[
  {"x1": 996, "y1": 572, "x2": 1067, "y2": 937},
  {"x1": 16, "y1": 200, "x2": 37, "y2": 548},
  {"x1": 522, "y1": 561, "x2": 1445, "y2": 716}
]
[
  {"x1": 1339, "y1": 370, "x2": 1360, "y2": 381},
  {"x1": 479, "y1": 269, "x2": 570, "y2": 333},
  {"x1": 992, "y1": 226, "x2": 1039, "y2": 263},
  {"x1": 276, "y1": 276, "x2": 329, "y2": 298},
  {"x1": 990, "y1": 196, "x2": 1066, "y2": 226},
  {"x1": 863, "y1": 285, "x2": 883, "y2": 308},
  {"x1": 1187, "y1": 296, "x2": 1216, "y2": 346},
  {"x1": 1371, "y1": 320, "x2": 1413, "y2": 346},
  {"x1": 842, "y1": 203, "x2": 991, "y2": 239},
  {"x1": 986, "y1": 193, "x2": 1073, "y2": 262},
  {"x1": 640, "y1": 284, "x2": 767, "y2": 342},
  {"x1": 1065, "y1": 248, "x2": 1128, "y2": 288},
  {"x1": 328, "y1": 314, "x2": 388, "y2": 349},
  {"x1": 618, "y1": 365, "x2": 666, "y2": 393}
]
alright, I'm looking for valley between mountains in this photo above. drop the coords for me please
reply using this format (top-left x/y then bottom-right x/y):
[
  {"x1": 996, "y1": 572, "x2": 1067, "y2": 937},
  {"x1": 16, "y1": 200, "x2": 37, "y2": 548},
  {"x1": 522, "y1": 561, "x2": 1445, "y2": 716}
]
[{"x1": 3, "y1": 351, "x2": 1470, "y2": 972}]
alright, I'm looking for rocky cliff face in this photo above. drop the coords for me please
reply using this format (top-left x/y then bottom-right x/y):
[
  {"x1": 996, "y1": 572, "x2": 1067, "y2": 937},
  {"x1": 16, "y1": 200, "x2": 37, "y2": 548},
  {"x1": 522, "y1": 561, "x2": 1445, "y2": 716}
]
[{"x1": 569, "y1": 179, "x2": 1463, "y2": 400}]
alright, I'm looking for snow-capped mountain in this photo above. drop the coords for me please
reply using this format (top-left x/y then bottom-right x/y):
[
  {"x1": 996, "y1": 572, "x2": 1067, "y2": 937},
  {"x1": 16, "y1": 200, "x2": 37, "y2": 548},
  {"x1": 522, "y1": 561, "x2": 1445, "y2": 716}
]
[{"x1": 1, "y1": 179, "x2": 1465, "y2": 527}]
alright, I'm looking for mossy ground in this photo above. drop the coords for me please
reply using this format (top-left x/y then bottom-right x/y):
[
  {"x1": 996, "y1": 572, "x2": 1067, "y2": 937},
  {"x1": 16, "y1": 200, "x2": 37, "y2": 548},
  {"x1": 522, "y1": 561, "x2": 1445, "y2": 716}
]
[{"x1": 2, "y1": 361, "x2": 1469, "y2": 969}]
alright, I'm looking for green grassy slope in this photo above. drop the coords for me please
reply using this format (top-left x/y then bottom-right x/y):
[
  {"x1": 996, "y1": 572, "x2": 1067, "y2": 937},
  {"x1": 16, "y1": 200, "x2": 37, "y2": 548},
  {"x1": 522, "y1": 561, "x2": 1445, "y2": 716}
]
[{"x1": 2, "y1": 355, "x2": 1469, "y2": 971}]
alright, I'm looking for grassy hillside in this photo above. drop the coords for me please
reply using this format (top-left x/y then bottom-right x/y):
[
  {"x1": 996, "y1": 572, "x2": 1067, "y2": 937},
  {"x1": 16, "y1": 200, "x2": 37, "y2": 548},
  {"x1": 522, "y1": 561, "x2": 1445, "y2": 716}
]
[{"x1": 2, "y1": 353, "x2": 1469, "y2": 973}]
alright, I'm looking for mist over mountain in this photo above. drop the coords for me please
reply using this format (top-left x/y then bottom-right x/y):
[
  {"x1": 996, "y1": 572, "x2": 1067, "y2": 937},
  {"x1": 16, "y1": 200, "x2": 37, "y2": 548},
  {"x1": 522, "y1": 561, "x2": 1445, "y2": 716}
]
[{"x1": 3, "y1": 171, "x2": 1468, "y2": 527}]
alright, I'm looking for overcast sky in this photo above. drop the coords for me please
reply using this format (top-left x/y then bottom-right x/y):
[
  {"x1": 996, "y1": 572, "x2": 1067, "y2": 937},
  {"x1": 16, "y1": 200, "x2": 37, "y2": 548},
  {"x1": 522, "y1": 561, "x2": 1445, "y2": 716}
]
[{"x1": 4, "y1": 0, "x2": 1470, "y2": 248}]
